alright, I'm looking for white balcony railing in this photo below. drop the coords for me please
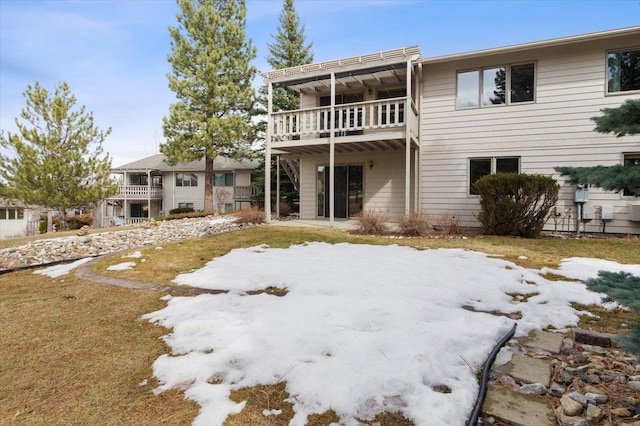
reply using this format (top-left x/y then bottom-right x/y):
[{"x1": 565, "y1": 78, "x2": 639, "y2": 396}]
[
  {"x1": 234, "y1": 185, "x2": 259, "y2": 199},
  {"x1": 113, "y1": 185, "x2": 163, "y2": 198},
  {"x1": 271, "y1": 97, "x2": 416, "y2": 142}
]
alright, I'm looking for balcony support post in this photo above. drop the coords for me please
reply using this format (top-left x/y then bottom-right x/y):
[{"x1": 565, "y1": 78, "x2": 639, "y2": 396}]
[
  {"x1": 276, "y1": 154, "x2": 280, "y2": 218},
  {"x1": 265, "y1": 82, "x2": 273, "y2": 222},
  {"x1": 329, "y1": 72, "x2": 336, "y2": 223},
  {"x1": 147, "y1": 170, "x2": 151, "y2": 219},
  {"x1": 123, "y1": 171, "x2": 128, "y2": 221},
  {"x1": 405, "y1": 59, "x2": 412, "y2": 213}
]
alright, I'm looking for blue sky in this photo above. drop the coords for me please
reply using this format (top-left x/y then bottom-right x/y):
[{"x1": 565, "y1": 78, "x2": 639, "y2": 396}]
[{"x1": 1, "y1": 0, "x2": 639, "y2": 166}]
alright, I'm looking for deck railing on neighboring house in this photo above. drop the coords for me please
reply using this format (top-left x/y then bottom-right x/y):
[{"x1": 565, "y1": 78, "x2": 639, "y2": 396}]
[
  {"x1": 103, "y1": 216, "x2": 151, "y2": 227},
  {"x1": 270, "y1": 97, "x2": 417, "y2": 142},
  {"x1": 234, "y1": 185, "x2": 259, "y2": 200},
  {"x1": 112, "y1": 185, "x2": 163, "y2": 199}
]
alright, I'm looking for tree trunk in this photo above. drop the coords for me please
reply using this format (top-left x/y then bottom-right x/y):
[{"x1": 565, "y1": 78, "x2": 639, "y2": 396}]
[{"x1": 204, "y1": 155, "x2": 214, "y2": 213}]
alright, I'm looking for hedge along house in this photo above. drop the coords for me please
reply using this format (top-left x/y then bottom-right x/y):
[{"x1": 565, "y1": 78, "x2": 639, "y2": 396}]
[
  {"x1": 99, "y1": 154, "x2": 259, "y2": 227},
  {"x1": 263, "y1": 26, "x2": 640, "y2": 234}
]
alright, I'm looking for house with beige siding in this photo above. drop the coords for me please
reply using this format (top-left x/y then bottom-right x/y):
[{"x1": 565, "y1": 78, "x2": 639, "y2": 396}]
[
  {"x1": 99, "y1": 154, "x2": 259, "y2": 227},
  {"x1": 0, "y1": 200, "x2": 39, "y2": 240},
  {"x1": 263, "y1": 26, "x2": 640, "y2": 234}
]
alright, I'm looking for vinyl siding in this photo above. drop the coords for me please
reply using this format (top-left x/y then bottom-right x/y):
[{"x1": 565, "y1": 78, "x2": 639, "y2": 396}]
[
  {"x1": 163, "y1": 171, "x2": 206, "y2": 211},
  {"x1": 420, "y1": 33, "x2": 640, "y2": 234}
]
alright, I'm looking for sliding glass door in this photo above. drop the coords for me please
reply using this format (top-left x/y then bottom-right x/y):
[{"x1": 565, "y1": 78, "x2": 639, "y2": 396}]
[{"x1": 317, "y1": 165, "x2": 363, "y2": 219}]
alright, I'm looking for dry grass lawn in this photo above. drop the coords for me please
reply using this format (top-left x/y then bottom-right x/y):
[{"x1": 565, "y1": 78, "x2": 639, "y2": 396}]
[{"x1": 1, "y1": 226, "x2": 639, "y2": 425}]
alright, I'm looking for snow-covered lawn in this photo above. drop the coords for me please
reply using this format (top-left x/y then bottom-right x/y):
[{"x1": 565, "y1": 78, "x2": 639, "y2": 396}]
[{"x1": 137, "y1": 242, "x2": 639, "y2": 426}]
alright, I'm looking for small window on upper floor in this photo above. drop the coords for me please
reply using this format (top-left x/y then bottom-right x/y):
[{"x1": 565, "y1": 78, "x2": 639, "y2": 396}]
[
  {"x1": 213, "y1": 172, "x2": 234, "y2": 186},
  {"x1": 457, "y1": 63, "x2": 535, "y2": 109},
  {"x1": 607, "y1": 49, "x2": 640, "y2": 94},
  {"x1": 176, "y1": 173, "x2": 198, "y2": 187}
]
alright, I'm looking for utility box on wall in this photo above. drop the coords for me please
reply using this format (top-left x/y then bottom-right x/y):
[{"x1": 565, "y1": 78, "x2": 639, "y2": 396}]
[
  {"x1": 574, "y1": 184, "x2": 589, "y2": 203},
  {"x1": 601, "y1": 205, "x2": 614, "y2": 220}
]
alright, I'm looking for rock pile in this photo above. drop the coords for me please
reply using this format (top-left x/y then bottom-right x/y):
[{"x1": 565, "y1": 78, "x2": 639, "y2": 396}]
[
  {"x1": 484, "y1": 329, "x2": 640, "y2": 426},
  {"x1": 0, "y1": 216, "x2": 253, "y2": 270}
]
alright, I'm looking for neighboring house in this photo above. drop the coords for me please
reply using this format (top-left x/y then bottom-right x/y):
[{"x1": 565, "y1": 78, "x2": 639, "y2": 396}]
[
  {"x1": 0, "y1": 200, "x2": 39, "y2": 240},
  {"x1": 263, "y1": 26, "x2": 640, "y2": 234},
  {"x1": 99, "y1": 154, "x2": 259, "y2": 227}
]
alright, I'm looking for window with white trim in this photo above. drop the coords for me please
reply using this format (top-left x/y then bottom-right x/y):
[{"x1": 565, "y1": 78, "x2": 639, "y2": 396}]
[
  {"x1": 457, "y1": 63, "x2": 535, "y2": 108},
  {"x1": 0, "y1": 207, "x2": 24, "y2": 220},
  {"x1": 176, "y1": 173, "x2": 198, "y2": 187},
  {"x1": 469, "y1": 157, "x2": 520, "y2": 195},
  {"x1": 607, "y1": 49, "x2": 640, "y2": 93},
  {"x1": 213, "y1": 172, "x2": 234, "y2": 186},
  {"x1": 178, "y1": 202, "x2": 194, "y2": 209}
]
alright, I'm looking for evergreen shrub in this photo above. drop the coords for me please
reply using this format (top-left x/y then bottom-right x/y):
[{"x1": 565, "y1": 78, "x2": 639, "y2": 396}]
[
  {"x1": 474, "y1": 173, "x2": 559, "y2": 238},
  {"x1": 168, "y1": 207, "x2": 195, "y2": 215},
  {"x1": 586, "y1": 271, "x2": 640, "y2": 358}
]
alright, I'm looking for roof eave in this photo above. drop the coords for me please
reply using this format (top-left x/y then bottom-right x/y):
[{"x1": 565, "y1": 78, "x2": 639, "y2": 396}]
[
  {"x1": 262, "y1": 46, "x2": 421, "y2": 84},
  {"x1": 421, "y1": 25, "x2": 640, "y2": 65}
]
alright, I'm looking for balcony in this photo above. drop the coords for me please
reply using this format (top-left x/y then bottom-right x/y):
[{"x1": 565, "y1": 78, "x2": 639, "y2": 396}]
[
  {"x1": 269, "y1": 97, "x2": 419, "y2": 154},
  {"x1": 111, "y1": 185, "x2": 163, "y2": 199},
  {"x1": 234, "y1": 185, "x2": 259, "y2": 200}
]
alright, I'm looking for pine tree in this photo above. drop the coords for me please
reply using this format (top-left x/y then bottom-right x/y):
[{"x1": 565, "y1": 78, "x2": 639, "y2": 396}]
[
  {"x1": 555, "y1": 99, "x2": 640, "y2": 196},
  {"x1": 586, "y1": 271, "x2": 640, "y2": 357},
  {"x1": 162, "y1": 0, "x2": 257, "y2": 212},
  {"x1": 254, "y1": 0, "x2": 313, "y2": 212},
  {"x1": 0, "y1": 82, "x2": 116, "y2": 230},
  {"x1": 266, "y1": 0, "x2": 313, "y2": 112}
]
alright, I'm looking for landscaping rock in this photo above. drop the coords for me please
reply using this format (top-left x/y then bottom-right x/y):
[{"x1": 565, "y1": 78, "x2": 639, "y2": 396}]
[
  {"x1": 573, "y1": 329, "x2": 616, "y2": 348},
  {"x1": 585, "y1": 404, "x2": 605, "y2": 422},
  {"x1": 0, "y1": 216, "x2": 253, "y2": 270},
  {"x1": 560, "y1": 394, "x2": 584, "y2": 416}
]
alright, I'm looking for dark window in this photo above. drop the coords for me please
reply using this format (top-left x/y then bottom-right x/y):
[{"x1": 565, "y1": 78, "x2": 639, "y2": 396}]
[
  {"x1": 496, "y1": 157, "x2": 520, "y2": 173},
  {"x1": 213, "y1": 172, "x2": 234, "y2": 186},
  {"x1": 130, "y1": 174, "x2": 148, "y2": 185},
  {"x1": 623, "y1": 153, "x2": 640, "y2": 196},
  {"x1": 608, "y1": 49, "x2": 640, "y2": 93},
  {"x1": 178, "y1": 202, "x2": 194, "y2": 209},
  {"x1": 469, "y1": 157, "x2": 520, "y2": 195},
  {"x1": 469, "y1": 158, "x2": 492, "y2": 195},
  {"x1": 510, "y1": 63, "x2": 535, "y2": 103}
]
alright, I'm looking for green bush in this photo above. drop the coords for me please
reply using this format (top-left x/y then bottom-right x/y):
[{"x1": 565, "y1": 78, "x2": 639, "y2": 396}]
[
  {"x1": 169, "y1": 207, "x2": 195, "y2": 215},
  {"x1": 586, "y1": 271, "x2": 640, "y2": 358},
  {"x1": 474, "y1": 173, "x2": 559, "y2": 238},
  {"x1": 155, "y1": 211, "x2": 211, "y2": 222}
]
